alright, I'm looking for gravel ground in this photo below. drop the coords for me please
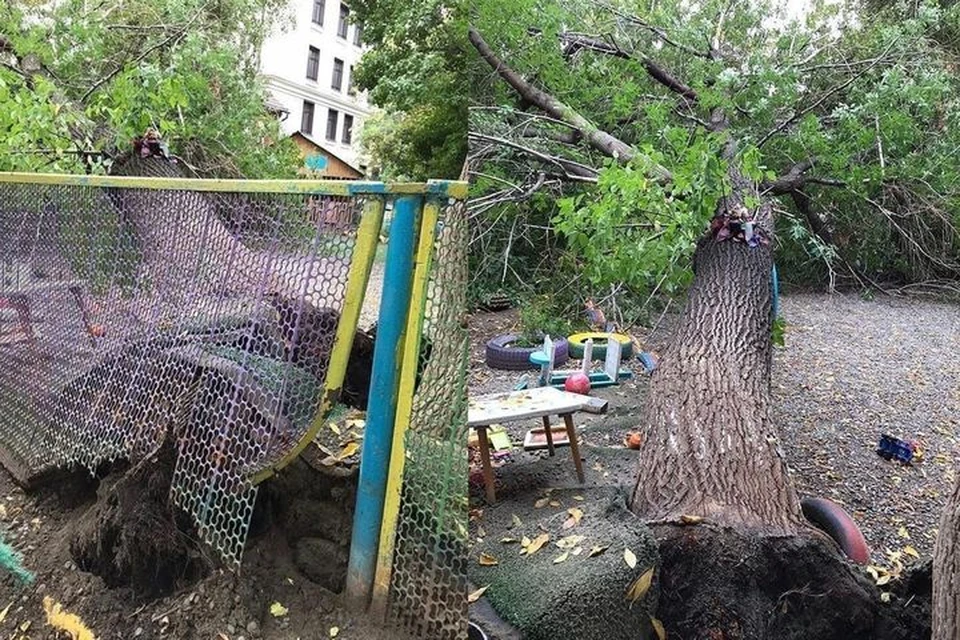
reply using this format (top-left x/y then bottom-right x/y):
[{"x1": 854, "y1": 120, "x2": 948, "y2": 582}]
[
  {"x1": 773, "y1": 293, "x2": 960, "y2": 564},
  {"x1": 468, "y1": 292, "x2": 960, "y2": 568}
]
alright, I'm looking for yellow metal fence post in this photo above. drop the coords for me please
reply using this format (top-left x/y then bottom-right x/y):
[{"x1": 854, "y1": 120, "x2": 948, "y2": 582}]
[{"x1": 251, "y1": 195, "x2": 385, "y2": 484}]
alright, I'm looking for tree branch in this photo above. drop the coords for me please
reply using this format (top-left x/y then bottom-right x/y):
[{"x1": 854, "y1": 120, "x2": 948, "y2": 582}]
[
  {"x1": 761, "y1": 158, "x2": 847, "y2": 195},
  {"x1": 593, "y1": 0, "x2": 719, "y2": 60},
  {"x1": 469, "y1": 26, "x2": 672, "y2": 183},
  {"x1": 559, "y1": 32, "x2": 698, "y2": 102},
  {"x1": 757, "y1": 37, "x2": 900, "y2": 148},
  {"x1": 468, "y1": 132, "x2": 599, "y2": 182},
  {"x1": 80, "y1": 4, "x2": 206, "y2": 103}
]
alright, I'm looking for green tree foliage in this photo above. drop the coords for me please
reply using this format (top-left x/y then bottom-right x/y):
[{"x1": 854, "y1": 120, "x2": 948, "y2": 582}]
[
  {"x1": 0, "y1": 0, "x2": 300, "y2": 177},
  {"x1": 350, "y1": 0, "x2": 468, "y2": 179},
  {"x1": 470, "y1": 0, "x2": 960, "y2": 312}
]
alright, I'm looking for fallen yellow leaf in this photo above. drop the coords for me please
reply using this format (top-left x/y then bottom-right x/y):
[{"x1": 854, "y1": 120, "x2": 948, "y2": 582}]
[
  {"x1": 898, "y1": 526, "x2": 910, "y2": 540},
  {"x1": 904, "y1": 545, "x2": 920, "y2": 559},
  {"x1": 680, "y1": 515, "x2": 703, "y2": 525},
  {"x1": 880, "y1": 592, "x2": 891, "y2": 603},
  {"x1": 626, "y1": 568, "x2": 654, "y2": 606},
  {"x1": 556, "y1": 535, "x2": 584, "y2": 550},
  {"x1": 549, "y1": 500, "x2": 561, "y2": 507},
  {"x1": 511, "y1": 514, "x2": 523, "y2": 528},
  {"x1": 572, "y1": 547, "x2": 583, "y2": 556},
  {"x1": 521, "y1": 536, "x2": 531, "y2": 547},
  {"x1": 270, "y1": 602, "x2": 288, "y2": 617},
  {"x1": 563, "y1": 508, "x2": 584, "y2": 529},
  {"x1": 525, "y1": 533, "x2": 550, "y2": 556},
  {"x1": 337, "y1": 442, "x2": 359, "y2": 460},
  {"x1": 500, "y1": 537, "x2": 519, "y2": 544},
  {"x1": 573, "y1": 495, "x2": 584, "y2": 501},
  {"x1": 478, "y1": 553, "x2": 499, "y2": 566},
  {"x1": 651, "y1": 617, "x2": 666, "y2": 640},
  {"x1": 534, "y1": 497, "x2": 551, "y2": 509},
  {"x1": 0, "y1": 602, "x2": 10, "y2": 624},
  {"x1": 589, "y1": 545, "x2": 608, "y2": 558},
  {"x1": 624, "y1": 547, "x2": 637, "y2": 569},
  {"x1": 468, "y1": 585, "x2": 490, "y2": 603},
  {"x1": 554, "y1": 552, "x2": 569, "y2": 564},
  {"x1": 329, "y1": 423, "x2": 341, "y2": 435},
  {"x1": 330, "y1": 626, "x2": 340, "y2": 638}
]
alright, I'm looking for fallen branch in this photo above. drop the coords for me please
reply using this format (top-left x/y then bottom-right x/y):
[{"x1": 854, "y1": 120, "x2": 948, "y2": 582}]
[{"x1": 469, "y1": 26, "x2": 672, "y2": 183}]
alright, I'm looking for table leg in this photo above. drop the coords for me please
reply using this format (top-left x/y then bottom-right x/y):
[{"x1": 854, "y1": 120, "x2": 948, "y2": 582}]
[
  {"x1": 476, "y1": 426, "x2": 496, "y2": 504},
  {"x1": 541, "y1": 415, "x2": 555, "y2": 456},
  {"x1": 562, "y1": 413, "x2": 585, "y2": 483}
]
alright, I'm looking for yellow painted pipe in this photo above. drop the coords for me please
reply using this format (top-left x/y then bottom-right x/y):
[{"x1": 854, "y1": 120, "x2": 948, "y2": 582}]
[
  {"x1": 0, "y1": 172, "x2": 468, "y2": 198},
  {"x1": 251, "y1": 196, "x2": 385, "y2": 484}
]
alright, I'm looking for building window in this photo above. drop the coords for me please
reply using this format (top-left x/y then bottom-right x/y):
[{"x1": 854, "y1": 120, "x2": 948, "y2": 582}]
[
  {"x1": 301, "y1": 101, "x2": 315, "y2": 135},
  {"x1": 353, "y1": 23, "x2": 362, "y2": 46},
  {"x1": 347, "y1": 65, "x2": 354, "y2": 95},
  {"x1": 306, "y1": 46, "x2": 320, "y2": 81},
  {"x1": 337, "y1": 3, "x2": 349, "y2": 38},
  {"x1": 331, "y1": 58, "x2": 344, "y2": 92},
  {"x1": 311, "y1": 0, "x2": 324, "y2": 25},
  {"x1": 326, "y1": 109, "x2": 339, "y2": 141},
  {"x1": 342, "y1": 114, "x2": 354, "y2": 145}
]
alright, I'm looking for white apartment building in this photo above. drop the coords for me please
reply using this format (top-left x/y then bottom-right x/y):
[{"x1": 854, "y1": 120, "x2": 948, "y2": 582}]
[{"x1": 259, "y1": 0, "x2": 370, "y2": 173}]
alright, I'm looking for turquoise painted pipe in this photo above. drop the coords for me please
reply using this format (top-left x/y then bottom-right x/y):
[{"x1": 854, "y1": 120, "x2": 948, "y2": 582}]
[
  {"x1": 771, "y1": 263, "x2": 780, "y2": 320},
  {"x1": 344, "y1": 195, "x2": 421, "y2": 606}
]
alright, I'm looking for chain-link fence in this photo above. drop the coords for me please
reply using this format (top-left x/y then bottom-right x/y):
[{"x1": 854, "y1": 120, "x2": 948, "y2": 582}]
[
  {"x1": 0, "y1": 170, "x2": 390, "y2": 568},
  {"x1": 381, "y1": 197, "x2": 470, "y2": 639}
]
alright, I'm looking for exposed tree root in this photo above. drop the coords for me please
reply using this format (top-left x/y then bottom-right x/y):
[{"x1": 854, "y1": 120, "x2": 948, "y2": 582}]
[
  {"x1": 654, "y1": 525, "x2": 929, "y2": 640},
  {"x1": 69, "y1": 438, "x2": 211, "y2": 598}
]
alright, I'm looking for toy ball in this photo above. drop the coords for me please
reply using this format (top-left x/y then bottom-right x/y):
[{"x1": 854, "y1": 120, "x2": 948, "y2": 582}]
[{"x1": 564, "y1": 372, "x2": 591, "y2": 395}]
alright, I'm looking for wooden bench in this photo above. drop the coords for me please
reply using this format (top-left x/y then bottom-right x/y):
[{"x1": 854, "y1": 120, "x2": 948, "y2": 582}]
[{"x1": 467, "y1": 386, "x2": 589, "y2": 504}]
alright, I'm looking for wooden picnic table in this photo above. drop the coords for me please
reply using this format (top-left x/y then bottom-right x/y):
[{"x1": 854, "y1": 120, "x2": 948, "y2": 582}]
[{"x1": 468, "y1": 386, "x2": 590, "y2": 504}]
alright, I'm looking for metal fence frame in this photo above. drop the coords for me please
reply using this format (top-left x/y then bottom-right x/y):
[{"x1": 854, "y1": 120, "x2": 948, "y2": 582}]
[{"x1": 0, "y1": 173, "x2": 468, "y2": 597}]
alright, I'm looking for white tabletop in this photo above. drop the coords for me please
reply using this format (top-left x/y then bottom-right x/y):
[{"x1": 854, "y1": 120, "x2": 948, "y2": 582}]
[{"x1": 467, "y1": 386, "x2": 589, "y2": 427}]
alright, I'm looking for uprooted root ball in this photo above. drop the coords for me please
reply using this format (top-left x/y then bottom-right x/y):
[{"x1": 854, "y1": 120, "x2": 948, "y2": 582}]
[{"x1": 69, "y1": 439, "x2": 211, "y2": 598}]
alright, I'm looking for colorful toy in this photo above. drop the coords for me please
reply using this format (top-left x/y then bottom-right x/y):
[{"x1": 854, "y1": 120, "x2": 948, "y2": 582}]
[
  {"x1": 564, "y1": 372, "x2": 591, "y2": 395},
  {"x1": 877, "y1": 434, "x2": 916, "y2": 463},
  {"x1": 521, "y1": 335, "x2": 632, "y2": 391}
]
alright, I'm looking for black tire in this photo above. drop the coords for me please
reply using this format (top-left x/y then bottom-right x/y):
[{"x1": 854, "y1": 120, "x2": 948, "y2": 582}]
[
  {"x1": 800, "y1": 497, "x2": 870, "y2": 565},
  {"x1": 567, "y1": 333, "x2": 634, "y2": 360},
  {"x1": 484, "y1": 334, "x2": 569, "y2": 371}
]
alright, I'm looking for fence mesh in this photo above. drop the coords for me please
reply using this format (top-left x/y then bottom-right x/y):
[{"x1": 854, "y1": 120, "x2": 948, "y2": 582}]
[
  {"x1": 388, "y1": 198, "x2": 470, "y2": 639},
  {"x1": 0, "y1": 176, "x2": 372, "y2": 567}
]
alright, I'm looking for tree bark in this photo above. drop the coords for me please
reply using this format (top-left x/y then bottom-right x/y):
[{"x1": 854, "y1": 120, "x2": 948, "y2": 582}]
[
  {"x1": 934, "y1": 476, "x2": 960, "y2": 639},
  {"x1": 629, "y1": 179, "x2": 805, "y2": 534}
]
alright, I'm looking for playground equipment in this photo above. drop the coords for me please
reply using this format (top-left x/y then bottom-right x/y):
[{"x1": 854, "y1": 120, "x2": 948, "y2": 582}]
[
  {"x1": 0, "y1": 171, "x2": 469, "y2": 640},
  {"x1": 521, "y1": 335, "x2": 632, "y2": 390}
]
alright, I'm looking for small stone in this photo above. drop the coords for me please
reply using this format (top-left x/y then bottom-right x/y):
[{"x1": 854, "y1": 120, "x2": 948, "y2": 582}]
[
  {"x1": 227, "y1": 624, "x2": 236, "y2": 634},
  {"x1": 246, "y1": 620, "x2": 259, "y2": 634},
  {"x1": 134, "y1": 627, "x2": 143, "y2": 637}
]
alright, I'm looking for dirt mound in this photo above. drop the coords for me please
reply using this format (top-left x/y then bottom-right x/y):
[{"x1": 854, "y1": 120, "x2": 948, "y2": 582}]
[{"x1": 655, "y1": 525, "x2": 930, "y2": 640}]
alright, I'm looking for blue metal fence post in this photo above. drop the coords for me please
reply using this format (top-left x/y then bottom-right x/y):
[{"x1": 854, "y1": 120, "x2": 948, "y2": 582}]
[{"x1": 344, "y1": 194, "x2": 422, "y2": 608}]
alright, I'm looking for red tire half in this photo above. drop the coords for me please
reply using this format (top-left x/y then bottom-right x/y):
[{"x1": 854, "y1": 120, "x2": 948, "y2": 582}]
[{"x1": 800, "y1": 497, "x2": 870, "y2": 565}]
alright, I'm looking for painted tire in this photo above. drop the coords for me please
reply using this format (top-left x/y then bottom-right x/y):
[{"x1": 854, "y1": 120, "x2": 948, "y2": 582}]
[
  {"x1": 484, "y1": 334, "x2": 569, "y2": 371},
  {"x1": 567, "y1": 332, "x2": 634, "y2": 360},
  {"x1": 800, "y1": 497, "x2": 870, "y2": 565}
]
